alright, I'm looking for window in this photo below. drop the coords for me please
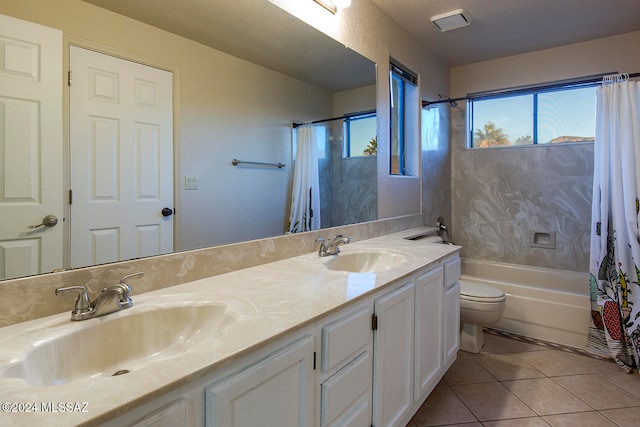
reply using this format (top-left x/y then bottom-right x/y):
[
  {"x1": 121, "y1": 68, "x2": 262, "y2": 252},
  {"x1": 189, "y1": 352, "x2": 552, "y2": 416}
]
[
  {"x1": 390, "y1": 62, "x2": 418, "y2": 175},
  {"x1": 468, "y1": 85, "x2": 596, "y2": 148},
  {"x1": 343, "y1": 111, "x2": 377, "y2": 157}
]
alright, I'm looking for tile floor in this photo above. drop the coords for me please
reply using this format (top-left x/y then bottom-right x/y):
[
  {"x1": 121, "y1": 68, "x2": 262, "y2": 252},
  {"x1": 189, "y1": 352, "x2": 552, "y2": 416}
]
[{"x1": 407, "y1": 331, "x2": 640, "y2": 427}]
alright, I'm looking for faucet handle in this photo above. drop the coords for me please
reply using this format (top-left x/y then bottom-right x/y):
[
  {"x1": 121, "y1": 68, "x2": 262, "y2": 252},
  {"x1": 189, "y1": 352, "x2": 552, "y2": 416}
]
[
  {"x1": 316, "y1": 237, "x2": 329, "y2": 256},
  {"x1": 55, "y1": 285, "x2": 91, "y2": 314},
  {"x1": 118, "y1": 271, "x2": 144, "y2": 292},
  {"x1": 102, "y1": 272, "x2": 144, "y2": 299}
]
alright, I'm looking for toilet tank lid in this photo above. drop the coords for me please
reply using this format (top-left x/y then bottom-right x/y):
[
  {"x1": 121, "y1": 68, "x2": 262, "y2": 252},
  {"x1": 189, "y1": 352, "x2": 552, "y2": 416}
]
[{"x1": 459, "y1": 280, "x2": 505, "y2": 299}]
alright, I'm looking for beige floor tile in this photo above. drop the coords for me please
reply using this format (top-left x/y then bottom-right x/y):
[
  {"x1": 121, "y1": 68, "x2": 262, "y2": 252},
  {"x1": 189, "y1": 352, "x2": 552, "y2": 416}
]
[
  {"x1": 597, "y1": 371, "x2": 640, "y2": 398},
  {"x1": 411, "y1": 385, "x2": 477, "y2": 426},
  {"x1": 470, "y1": 353, "x2": 546, "y2": 381},
  {"x1": 482, "y1": 417, "x2": 551, "y2": 426},
  {"x1": 423, "y1": 424, "x2": 482, "y2": 427},
  {"x1": 485, "y1": 334, "x2": 547, "y2": 353},
  {"x1": 411, "y1": 333, "x2": 639, "y2": 427},
  {"x1": 443, "y1": 351, "x2": 497, "y2": 385},
  {"x1": 478, "y1": 334, "x2": 513, "y2": 354},
  {"x1": 552, "y1": 373, "x2": 639, "y2": 410},
  {"x1": 562, "y1": 352, "x2": 620, "y2": 373},
  {"x1": 451, "y1": 382, "x2": 536, "y2": 421},
  {"x1": 516, "y1": 350, "x2": 593, "y2": 377},
  {"x1": 502, "y1": 378, "x2": 592, "y2": 415},
  {"x1": 600, "y1": 406, "x2": 640, "y2": 427},
  {"x1": 543, "y1": 411, "x2": 618, "y2": 426}
]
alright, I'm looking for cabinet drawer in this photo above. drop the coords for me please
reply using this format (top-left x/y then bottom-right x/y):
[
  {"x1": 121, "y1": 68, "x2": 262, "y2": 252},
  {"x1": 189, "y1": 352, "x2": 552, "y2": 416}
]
[
  {"x1": 321, "y1": 351, "x2": 372, "y2": 427},
  {"x1": 321, "y1": 306, "x2": 371, "y2": 372},
  {"x1": 131, "y1": 399, "x2": 187, "y2": 427},
  {"x1": 444, "y1": 258, "x2": 461, "y2": 289}
]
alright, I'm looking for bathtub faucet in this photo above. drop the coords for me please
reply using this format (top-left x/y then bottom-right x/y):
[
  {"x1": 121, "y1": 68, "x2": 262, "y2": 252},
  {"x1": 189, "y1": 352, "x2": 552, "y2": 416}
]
[{"x1": 436, "y1": 216, "x2": 451, "y2": 243}]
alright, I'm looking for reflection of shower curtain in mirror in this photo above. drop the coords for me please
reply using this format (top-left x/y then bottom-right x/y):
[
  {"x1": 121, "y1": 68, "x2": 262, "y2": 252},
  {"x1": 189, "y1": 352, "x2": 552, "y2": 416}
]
[
  {"x1": 588, "y1": 77, "x2": 640, "y2": 372},
  {"x1": 287, "y1": 126, "x2": 321, "y2": 233}
]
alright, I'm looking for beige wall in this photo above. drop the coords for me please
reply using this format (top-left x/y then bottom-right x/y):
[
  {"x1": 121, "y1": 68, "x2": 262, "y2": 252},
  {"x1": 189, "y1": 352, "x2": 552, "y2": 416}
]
[
  {"x1": 451, "y1": 31, "x2": 640, "y2": 97},
  {"x1": 450, "y1": 31, "x2": 640, "y2": 272}
]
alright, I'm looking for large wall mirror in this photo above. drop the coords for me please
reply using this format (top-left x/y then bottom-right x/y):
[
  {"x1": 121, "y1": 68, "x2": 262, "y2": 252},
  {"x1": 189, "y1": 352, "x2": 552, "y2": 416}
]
[{"x1": 0, "y1": 0, "x2": 379, "y2": 280}]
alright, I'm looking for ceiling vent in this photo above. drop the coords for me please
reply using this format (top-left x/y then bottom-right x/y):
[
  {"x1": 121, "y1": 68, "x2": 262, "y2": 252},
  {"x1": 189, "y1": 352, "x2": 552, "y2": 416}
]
[{"x1": 430, "y1": 9, "x2": 471, "y2": 32}]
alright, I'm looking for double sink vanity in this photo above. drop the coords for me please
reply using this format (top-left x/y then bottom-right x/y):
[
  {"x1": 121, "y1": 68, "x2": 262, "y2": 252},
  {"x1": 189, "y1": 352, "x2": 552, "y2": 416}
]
[{"x1": 0, "y1": 228, "x2": 461, "y2": 427}]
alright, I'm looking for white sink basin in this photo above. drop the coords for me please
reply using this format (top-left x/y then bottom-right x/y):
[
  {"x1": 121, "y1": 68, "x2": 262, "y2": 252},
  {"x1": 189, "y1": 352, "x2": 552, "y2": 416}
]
[
  {"x1": 323, "y1": 250, "x2": 412, "y2": 273},
  {"x1": 0, "y1": 302, "x2": 237, "y2": 386}
]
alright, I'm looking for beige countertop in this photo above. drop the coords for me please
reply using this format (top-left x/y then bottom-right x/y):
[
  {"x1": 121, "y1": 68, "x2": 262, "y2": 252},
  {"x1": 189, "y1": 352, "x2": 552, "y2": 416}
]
[{"x1": 0, "y1": 227, "x2": 459, "y2": 426}]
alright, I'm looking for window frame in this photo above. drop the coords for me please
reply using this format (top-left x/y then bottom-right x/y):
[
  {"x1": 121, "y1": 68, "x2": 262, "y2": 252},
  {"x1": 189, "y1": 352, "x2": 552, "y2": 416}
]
[
  {"x1": 343, "y1": 111, "x2": 377, "y2": 158},
  {"x1": 390, "y1": 61, "x2": 418, "y2": 175},
  {"x1": 467, "y1": 80, "x2": 599, "y2": 149}
]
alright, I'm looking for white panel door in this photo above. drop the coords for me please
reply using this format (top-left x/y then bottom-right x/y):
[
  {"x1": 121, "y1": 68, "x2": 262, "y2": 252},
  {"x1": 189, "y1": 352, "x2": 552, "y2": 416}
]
[
  {"x1": 70, "y1": 47, "x2": 173, "y2": 268},
  {"x1": 0, "y1": 14, "x2": 63, "y2": 280}
]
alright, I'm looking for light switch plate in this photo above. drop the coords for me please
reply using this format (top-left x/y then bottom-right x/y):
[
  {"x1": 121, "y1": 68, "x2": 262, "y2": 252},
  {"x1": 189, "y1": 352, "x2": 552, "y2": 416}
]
[{"x1": 185, "y1": 176, "x2": 198, "y2": 190}]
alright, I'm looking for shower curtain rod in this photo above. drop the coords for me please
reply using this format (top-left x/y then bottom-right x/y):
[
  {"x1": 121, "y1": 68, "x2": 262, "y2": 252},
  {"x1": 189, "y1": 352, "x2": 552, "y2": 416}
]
[
  {"x1": 422, "y1": 72, "x2": 640, "y2": 107},
  {"x1": 292, "y1": 109, "x2": 376, "y2": 128}
]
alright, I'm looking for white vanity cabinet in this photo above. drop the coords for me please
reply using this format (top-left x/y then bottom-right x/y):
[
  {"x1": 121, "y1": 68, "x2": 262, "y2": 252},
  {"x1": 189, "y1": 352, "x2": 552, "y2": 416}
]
[
  {"x1": 101, "y1": 249, "x2": 460, "y2": 427},
  {"x1": 442, "y1": 258, "x2": 461, "y2": 370},
  {"x1": 372, "y1": 282, "x2": 415, "y2": 427},
  {"x1": 130, "y1": 400, "x2": 188, "y2": 427},
  {"x1": 205, "y1": 335, "x2": 315, "y2": 427},
  {"x1": 414, "y1": 267, "x2": 444, "y2": 400},
  {"x1": 372, "y1": 254, "x2": 461, "y2": 427},
  {"x1": 317, "y1": 302, "x2": 373, "y2": 427}
]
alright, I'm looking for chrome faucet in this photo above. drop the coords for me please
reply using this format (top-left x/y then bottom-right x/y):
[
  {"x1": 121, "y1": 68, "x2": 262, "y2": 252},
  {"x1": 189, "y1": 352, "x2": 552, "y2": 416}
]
[
  {"x1": 55, "y1": 272, "x2": 144, "y2": 321},
  {"x1": 317, "y1": 235, "x2": 351, "y2": 257},
  {"x1": 436, "y1": 216, "x2": 449, "y2": 238},
  {"x1": 435, "y1": 216, "x2": 454, "y2": 244}
]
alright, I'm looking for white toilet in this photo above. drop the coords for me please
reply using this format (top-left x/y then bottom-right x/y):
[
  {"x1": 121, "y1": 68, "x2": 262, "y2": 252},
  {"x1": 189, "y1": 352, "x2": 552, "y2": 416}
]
[{"x1": 459, "y1": 280, "x2": 506, "y2": 353}]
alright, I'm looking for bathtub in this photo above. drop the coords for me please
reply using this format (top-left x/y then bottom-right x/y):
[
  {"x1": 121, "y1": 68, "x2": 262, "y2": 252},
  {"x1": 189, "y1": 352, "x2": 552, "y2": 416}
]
[{"x1": 461, "y1": 258, "x2": 591, "y2": 349}]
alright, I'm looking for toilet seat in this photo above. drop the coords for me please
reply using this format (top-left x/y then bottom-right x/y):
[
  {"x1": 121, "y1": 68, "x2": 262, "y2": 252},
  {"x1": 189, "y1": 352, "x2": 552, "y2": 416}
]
[{"x1": 460, "y1": 280, "x2": 505, "y2": 303}]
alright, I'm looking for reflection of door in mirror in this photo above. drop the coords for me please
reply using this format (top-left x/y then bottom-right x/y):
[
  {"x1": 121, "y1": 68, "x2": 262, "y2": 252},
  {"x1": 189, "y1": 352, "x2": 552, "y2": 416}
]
[
  {"x1": 0, "y1": 15, "x2": 63, "y2": 280},
  {"x1": 69, "y1": 47, "x2": 174, "y2": 269}
]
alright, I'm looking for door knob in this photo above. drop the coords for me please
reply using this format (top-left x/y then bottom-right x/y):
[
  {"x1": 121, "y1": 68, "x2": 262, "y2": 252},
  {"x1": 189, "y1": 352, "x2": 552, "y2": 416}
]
[
  {"x1": 161, "y1": 208, "x2": 174, "y2": 217},
  {"x1": 28, "y1": 214, "x2": 59, "y2": 229}
]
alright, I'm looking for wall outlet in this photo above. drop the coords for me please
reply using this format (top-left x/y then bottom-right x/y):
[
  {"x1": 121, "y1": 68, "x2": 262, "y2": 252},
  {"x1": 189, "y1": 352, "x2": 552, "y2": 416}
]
[{"x1": 185, "y1": 176, "x2": 198, "y2": 190}]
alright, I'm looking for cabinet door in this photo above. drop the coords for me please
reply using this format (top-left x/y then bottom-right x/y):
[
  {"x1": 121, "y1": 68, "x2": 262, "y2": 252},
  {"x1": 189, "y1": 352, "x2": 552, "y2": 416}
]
[
  {"x1": 443, "y1": 281, "x2": 460, "y2": 369},
  {"x1": 320, "y1": 351, "x2": 372, "y2": 427},
  {"x1": 414, "y1": 267, "x2": 443, "y2": 400},
  {"x1": 206, "y1": 336, "x2": 314, "y2": 427},
  {"x1": 373, "y1": 283, "x2": 414, "y2": 427}
]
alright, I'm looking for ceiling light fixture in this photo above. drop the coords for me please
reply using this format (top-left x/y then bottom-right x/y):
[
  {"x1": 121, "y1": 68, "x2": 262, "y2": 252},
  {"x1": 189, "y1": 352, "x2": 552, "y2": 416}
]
[
  {"x1": 313, "y1": 0, "x2": 351, "y2": 14},
  {"x1": 430, "y1": 9, "x2": 471, "y2": 32}
]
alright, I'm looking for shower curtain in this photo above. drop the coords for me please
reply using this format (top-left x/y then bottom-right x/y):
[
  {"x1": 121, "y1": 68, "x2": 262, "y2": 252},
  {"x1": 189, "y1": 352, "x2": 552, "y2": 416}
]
[
  {"x1": 286, "y1": 125, "x2": 321, "y2": 233},
  {"x1": 588, "y1": 77, "x2": 640, "y2": 372}
]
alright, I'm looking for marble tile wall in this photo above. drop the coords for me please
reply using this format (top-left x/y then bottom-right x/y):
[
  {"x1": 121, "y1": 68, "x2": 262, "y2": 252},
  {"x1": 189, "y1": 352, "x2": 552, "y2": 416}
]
[
  {"x1": 450, "y1": 104, "x2": 593, "y2": 272},
  {"x1": 332, "y1": 156, "x2": 377, "y2": 227},
  {"x1": 319, "y1": 123, "x2": 377, "y2": 228},
  {"x1": 0, "y1": 215, "x2": 422, "y2": 327}
]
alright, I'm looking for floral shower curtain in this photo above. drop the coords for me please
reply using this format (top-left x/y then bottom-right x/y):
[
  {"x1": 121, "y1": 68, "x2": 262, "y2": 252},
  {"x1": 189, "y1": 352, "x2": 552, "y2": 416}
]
[
  {"x1": 286, "y1": 125, "x2": 321, "y2": 233},
  {"x1": 588, "y1": 76, "x2": 640, "y2": 372}
]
